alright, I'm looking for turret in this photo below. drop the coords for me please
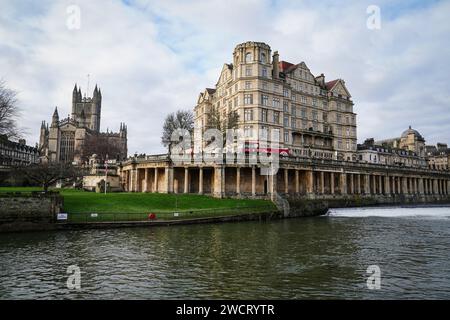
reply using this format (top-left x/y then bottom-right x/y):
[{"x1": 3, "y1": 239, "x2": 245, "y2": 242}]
[{"x1": 51, "y1": 107, "x2": 59, "y2": 127}]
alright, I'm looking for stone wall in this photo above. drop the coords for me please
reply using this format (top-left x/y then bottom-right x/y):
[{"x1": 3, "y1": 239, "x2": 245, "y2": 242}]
[{"x1": 0, "y1": 193, "x2": 63, "y2": 232}]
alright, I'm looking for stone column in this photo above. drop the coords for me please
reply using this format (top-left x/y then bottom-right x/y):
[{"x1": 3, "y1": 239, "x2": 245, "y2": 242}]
[
  {"x1": 340, "y1": 172, "x2": 347, "y2": 195},
  {"x1": 252, "y1": 166, "x2": 256, "y2": 197},
  {"x1": 356, "y1": 174, "x2": 361, "y2": 194},
  {"x1": 184, "y1": 167, "x2": 189, "y2": 194},
  {"x1": 154, "y1": 167, "x2": 158, "y2": 192},
  {"x1": 402, "y1": 177, "x2": 408, "y2": 195},
  {"x1": 306, "y1": 170, "x2": 314, "y2": 194},
  {"x1": 330, "y1": 172, "x2": 335, "y2": 195},
  {"x1": 199, "y1": 167, "x2": 203, "y2": 195},
  {"x1": 397, "y1": 177, "x2": 401, "y2": 194},
  {"x1": 349, "y1": 173, "x2": 354, "y2": 194},
  {"x1": 433, "y1": 179, "x2": 438, "y2": 195},
  {"x1": 236, "y1": 167, "x2": 240, "y2": 194},
  {"x1": 447, "y1": 180, "x2": 450, "y2": 196},
  {"x1": 131, "y1": 167, "x2": 138, "y2": 192},
  {"x1": 419, "y1": 178, "x2": 424, "y2": 195},
  {"x1": 320, "y1": 171, "x2": 325, "y2": 194},
  {"x1": 379, "y1": 175, "x2": 383, "y2": 194},
  {"x1": 143, "y1": 168, "x2": 148, "y2": 192},
  {"x1": 285, "y1": 168, "x2": 289, "y2": 194},
  {"x1": 213, "y1": 166, "x2": 224, "y2": 198},
  {"x1": 372, "y1": 175, "x2": 377, "y2": 195},
  {"x1": 384, "y1": 175, "x2": 390, "y2": 195},
  {"x1": 295, "y1": 170, "x2": 300, "y2": 194},
  {"x1": 364, "y1": 174, "x2": 370, "y2": 195},
  {"x1": 269, "y1": 167, "x2": 278, "y2": 201},
  {"x1": 165, "y1": 167, "x2": 173, "y2": 193}
]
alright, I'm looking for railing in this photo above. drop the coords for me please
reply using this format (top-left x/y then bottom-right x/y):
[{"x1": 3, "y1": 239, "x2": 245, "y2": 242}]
[
  {"x1": 62, "y1": 205, "x2": 277, "y2": 223},
  {"x1": 121, "y1": 153, "x2": 450, "y2": 176}
]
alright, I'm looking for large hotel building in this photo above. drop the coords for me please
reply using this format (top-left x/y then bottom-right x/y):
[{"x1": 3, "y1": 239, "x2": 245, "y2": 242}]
[
  {"x1": 194, "y1": 41, "x2": 357, "y2": 161},
  {"x1": 120, "y1": 41, "x2": 450, "y2": 201}
]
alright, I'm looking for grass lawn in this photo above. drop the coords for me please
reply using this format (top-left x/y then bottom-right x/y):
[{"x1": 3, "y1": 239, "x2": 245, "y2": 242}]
[{"x1": 0, "y1": 187, "x2": 276, "y2": 222}]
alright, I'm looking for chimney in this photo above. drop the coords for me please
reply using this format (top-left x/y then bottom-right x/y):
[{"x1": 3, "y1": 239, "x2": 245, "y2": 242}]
[{"x1": 272, "y1": 51, "x2": 279, "y2": 79}]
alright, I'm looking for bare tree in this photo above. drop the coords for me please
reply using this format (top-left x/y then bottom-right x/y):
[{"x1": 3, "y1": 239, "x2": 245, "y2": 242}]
[
  {"x1": 0, "y1": 80, "x2": 21, "y2": 139},
  {"x1": 161, "y1": 110, "x2": 194, "y2": 152},
  {"x1": 79, "y1": 134, "x2": 123, "y2": 163},
  {"x1": 17, "y1": 162, "x2": 85, "y2": 192}
]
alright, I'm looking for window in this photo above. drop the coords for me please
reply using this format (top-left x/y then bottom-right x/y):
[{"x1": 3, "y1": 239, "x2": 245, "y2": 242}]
[
  {"x1": 291, "y1": 118, "x2": 296, "y2": 129},
  {"x1": 312, "y1": 98, "x2": 317, "y2": 106},
  {"x1": 301, "y1": 96, "x2": 307, "y2": 104},
  {"x1": 301, "y1": 108, "x2": 307, "y2": 118},
  {"x1": 291, "y1": 105, "x2": 296, "y2": 116},
  {"x1": 284, "y1": 131, "x2": 289, "y2": 143},
  {"x1": 244, "y1": 126, "x2": 253, "y2": 137},
  {"x1": 261, "y1": 94, "x2": 269, "y2": 106},
  {"x1": 313, "y1": 122, "x2": 318, "y2": 131},
  {"x1": 245, "y1": 52, "x2": 252, "y2": 63},
  {"x1": 261, "y1": 108, "x2": 268, "y2": 122},
  {"x1": 260, "y1": 52, "x2": 266, "y2": 63},
  {"x1": 260, "y1": 126, "x2": 268, "y2": 139},
  {"x1": 346, "y1": 128, "x2": 350, "y2": 137},
  {"x1": 337, "y1": 114, "x2": 342, "y2": 124},
  {"x1": 283, "y1": 116, "x2": 289, "y2": 127},
  {"x1": 273, "y1": 98, "x2": 280, "y2": 109},
  {"x1": 262, "y1": 81, "x2": 268, "y2": 90},
  {"x1": 346, "y1": 117, "x2": 350, "y2": 124},
  {"x1": 283, "y1": 101, "x2": 289, "y2": 112},
  {"x1": 338, "y1": 139, "x2": 343, "y2": 149},
  {"x1": 323, "y1": 113, "x2": 328, "y2": 122},
  {"x1": 323, "y1": 101, "x2": 328, "y2": 109},
  {"x1": 245, "y1": 81, "x2": 252, "y2": 89},
  {"x1": 273, "y1": 111, "x2": 280, "y2": 124},
  {"x1": 244, "y1": 94, "x2": 253, "y2": 105},
  {"x1": 244, "y1": 109, "x2": 253, "y2": 121},
  {"x1": 245, "y1": 67, "x2": 252, "y2": 76},
  {"x1": 283, "y1": 88, "x2": 289, "y2": 97},
  {"x1": 234, "y1": 97, "x2": 238, "y2": 107},
  {"x1": 312, "y1": 111, "x2": 318, "y2": 121},
  {"x1": 291, "y1": 93, "x2": 296, "y2": 101},
  {"x1": 302, "y1": 120, "x2": 307, "y2": 128},
  {"x1": 262, "y1": 67, "x2": 267, "y2": 78}
]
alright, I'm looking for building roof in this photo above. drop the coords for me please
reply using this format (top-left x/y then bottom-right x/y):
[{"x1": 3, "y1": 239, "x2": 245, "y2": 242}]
[
  {"x1": 206, "y1": 88, "x2": 216, "y2": 95},
  {"x1": 401, "y1": 126, "x2": 424, "y2": 141},
  {"x1": 325, "y1": 79, "x2": 339, "y2": 90}
]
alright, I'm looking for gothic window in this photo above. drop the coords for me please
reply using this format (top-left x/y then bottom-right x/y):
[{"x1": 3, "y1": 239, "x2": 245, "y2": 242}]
[
  {"x1": 260, "y1": 52, "x2": 267, "y2": 63},
  {"x1": 60, "y1": 131, "x2": 75, "y2": 163}
]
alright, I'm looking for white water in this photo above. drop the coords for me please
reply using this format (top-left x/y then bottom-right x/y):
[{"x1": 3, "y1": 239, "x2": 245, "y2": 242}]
[{"x1": 327, "y1": 206, "x2": 450, "y2": 218}]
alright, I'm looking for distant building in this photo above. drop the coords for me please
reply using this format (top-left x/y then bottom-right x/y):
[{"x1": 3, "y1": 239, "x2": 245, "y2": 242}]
[
  {"x1": 39, "y1": 84, "x2": 128, "y2": 164},
  {"x1": 357, "y1": 137, "x2": 427, "y2": 168},
  {"x1": 0, "y1": 135, "x2": 39, "y2": 167},
  {"x1": 375, "y1": 126, "x2": 426, "y2": 158},
  {"x1": 426, "y1": 143, "x2": 450, "y2": 171}
]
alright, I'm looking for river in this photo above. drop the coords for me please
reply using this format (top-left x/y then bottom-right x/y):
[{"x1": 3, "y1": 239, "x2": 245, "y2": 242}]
[{"x1": 1, "y1": 206, "x2": 450, "y2": 299}]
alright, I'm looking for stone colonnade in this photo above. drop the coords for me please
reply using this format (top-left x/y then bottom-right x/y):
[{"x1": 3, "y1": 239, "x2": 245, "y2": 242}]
[{"x1": 121, "y1": 163, "x2": 450, "y2": 199}]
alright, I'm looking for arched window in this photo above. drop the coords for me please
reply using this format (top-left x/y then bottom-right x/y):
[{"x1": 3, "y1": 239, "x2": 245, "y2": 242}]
[
  {"x1": 260, "y1": 52, "x2": 266, "y2": 63},
  {"x1": 245, "y1": 52, "x2": 252, "y2": 63}
]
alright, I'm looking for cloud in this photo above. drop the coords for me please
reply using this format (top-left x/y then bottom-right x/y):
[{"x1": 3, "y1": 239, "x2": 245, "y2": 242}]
[{"x1": 0, "y1": 0, "x2": 449, "y2": 155}]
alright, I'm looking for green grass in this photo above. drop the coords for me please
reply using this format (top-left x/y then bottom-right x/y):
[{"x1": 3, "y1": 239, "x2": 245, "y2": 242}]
[{"x1": 0, "y1": 187, "x2": 276, "y2": 222}]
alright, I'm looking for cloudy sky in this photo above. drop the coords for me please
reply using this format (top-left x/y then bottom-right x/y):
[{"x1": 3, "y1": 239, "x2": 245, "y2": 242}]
[{"x1": 1, "y1": 0, "x2": 449, "y2": 154}]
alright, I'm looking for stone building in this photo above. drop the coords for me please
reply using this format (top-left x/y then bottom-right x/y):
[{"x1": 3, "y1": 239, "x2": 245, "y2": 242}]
[
  {"x1": 375, "y1": 126, "x2": 426, "y2": 158},
  {"x1": 426, "y1": 143, "x2": 450, "y2": 171},
  {"x1": 119, "y1": 42, "x2": 450, "y2": 203},
  {"x1": 194, "y1": 41, "x2": 357, "y2": 162},
  {"x1": 39, "y1": 85, "x2": 128, "y2": 164},
  {"x1": 0, "y1": 135, "x2": 39, "y2": 168}
]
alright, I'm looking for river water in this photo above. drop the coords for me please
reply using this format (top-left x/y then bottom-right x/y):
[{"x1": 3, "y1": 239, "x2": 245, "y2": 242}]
[{"x1": 1, "y1": 206, "x2": 450, "y2": 299}]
